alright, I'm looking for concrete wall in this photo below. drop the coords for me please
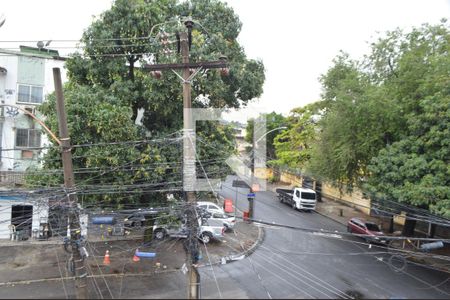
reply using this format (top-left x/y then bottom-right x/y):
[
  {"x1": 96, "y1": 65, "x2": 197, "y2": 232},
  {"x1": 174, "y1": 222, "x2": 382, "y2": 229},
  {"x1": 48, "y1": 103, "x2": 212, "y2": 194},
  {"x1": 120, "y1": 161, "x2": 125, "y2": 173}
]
[
  {"x1": 321, "y1": 183, "x2": 371, "y2": 215},
  {"x1": 254, "y1": 167, "x2": 273, "y2": 179},
  {"x1": 0, "y1": 204, "x2": 12, "y2": 239},
  {"x1": 256, "y1": 167, "x2": 372, "y2": 216}
]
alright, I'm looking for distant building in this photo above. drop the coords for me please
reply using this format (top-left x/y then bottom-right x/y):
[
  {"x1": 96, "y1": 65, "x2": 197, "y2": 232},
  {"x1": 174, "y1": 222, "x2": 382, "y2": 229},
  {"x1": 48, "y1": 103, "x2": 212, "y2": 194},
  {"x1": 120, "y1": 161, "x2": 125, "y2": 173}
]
[
  {"x1": 0, "y1": 46, "x2": 66, "y2": 185},
  {"x1": 232, "y1": 124, "x2": 250, "y2": 154}
]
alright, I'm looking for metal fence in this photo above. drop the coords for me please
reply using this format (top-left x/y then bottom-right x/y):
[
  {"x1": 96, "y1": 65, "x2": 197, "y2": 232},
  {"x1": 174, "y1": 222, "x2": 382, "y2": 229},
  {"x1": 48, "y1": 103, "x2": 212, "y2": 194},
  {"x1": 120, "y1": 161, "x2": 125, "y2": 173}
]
[{"x1": 0, "y1": 171, "x2": 25, "y2": 185}]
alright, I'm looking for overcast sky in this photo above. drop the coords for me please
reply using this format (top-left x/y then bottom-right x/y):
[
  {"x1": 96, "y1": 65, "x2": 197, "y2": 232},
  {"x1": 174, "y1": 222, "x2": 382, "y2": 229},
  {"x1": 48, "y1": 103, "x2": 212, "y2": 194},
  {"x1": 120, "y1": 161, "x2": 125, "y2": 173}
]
[{"x1": 1, "y1": 0, "x2": 449, "y2": 123}]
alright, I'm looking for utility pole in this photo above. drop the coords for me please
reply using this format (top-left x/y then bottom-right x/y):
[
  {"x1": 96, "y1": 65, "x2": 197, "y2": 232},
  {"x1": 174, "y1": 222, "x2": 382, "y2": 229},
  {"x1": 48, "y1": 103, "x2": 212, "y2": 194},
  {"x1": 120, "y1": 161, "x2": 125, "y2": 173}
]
[
  {"x1": 180, "y1": 28, "x2": 200, "y2": 299},
  {"x1": 143, "y1": 20, "x2": 227, "y2": 299},
  {"x1": 53, "y1": 68, "x2": 88, "y2": 299}
]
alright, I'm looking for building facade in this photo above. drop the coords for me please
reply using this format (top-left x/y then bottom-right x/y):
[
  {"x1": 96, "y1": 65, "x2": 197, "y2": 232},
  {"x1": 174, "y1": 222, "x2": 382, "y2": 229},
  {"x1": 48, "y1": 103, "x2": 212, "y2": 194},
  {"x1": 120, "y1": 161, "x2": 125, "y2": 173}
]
[
  {"x1": 0, "y1": 194, "x2": 49, "y2": 240},
  {"x1": 0, "y1": 46, "x2": 66, "y2": 183}
]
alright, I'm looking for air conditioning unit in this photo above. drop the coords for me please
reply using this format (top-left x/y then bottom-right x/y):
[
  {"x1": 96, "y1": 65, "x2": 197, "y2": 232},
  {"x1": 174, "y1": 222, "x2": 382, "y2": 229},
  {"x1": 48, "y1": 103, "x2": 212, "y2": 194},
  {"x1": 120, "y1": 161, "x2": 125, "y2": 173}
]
[{"x1": 23, "y1": 106, "x2": 36, "y2": 116}]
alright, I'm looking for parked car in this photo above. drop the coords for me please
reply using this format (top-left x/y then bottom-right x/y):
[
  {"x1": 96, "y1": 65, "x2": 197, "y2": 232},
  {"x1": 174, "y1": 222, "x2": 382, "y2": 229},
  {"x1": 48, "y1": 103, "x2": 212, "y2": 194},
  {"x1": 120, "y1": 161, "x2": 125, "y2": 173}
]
[
  {"x1": 196, "y1": 201, "x2": 225, "y2": 215},
  {"x1": 347, "y1": 217, "x2": 386, "y2": 244},
  {"x1": 123, "y1": 210, "x2": 159, "y2": 228},
  {"x1": 153, "y1": 217, "x2": 225, "y2": 244},
  {"x1": 208, "y1": 212, "x2": 236, "y2": 231}
]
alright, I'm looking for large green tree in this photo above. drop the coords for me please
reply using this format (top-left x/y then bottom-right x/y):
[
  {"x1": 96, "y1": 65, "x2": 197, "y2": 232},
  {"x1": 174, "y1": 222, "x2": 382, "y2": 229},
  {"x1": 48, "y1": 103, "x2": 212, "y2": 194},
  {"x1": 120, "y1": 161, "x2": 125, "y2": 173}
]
[
  {"x1": 307, "y1": 20, "x2": 449, "y2": 216},
  {"x1": 30, "y1": 0, "x2": 265, "y2": 207},
  {"x1": 308, "y1": 53, "x2": 403, "y2": 189},
  {"x1": 245, "y1": 111, "x2": 286, "y2": 160},
  {"x1": 272, "y1": 103, "x2": 322, "y2": 170},
  {"x1": 365, "y1": 22, "x2": 450, "y2": 217},
  {"x1": 68, "y1": 0, "x2": 264, "y2": 133}
]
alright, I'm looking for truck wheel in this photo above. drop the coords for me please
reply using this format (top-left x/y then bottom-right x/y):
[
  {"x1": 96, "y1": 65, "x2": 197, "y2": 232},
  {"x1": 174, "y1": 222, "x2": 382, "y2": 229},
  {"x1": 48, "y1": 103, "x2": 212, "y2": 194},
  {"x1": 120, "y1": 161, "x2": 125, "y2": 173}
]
[
  {"x1": 154, "y1": 229, "x2": 165, "y2": 240},
  {"x1": 292, "y1": 202, "x2": 296, "y2": 210},
  {"x1": 200, "y1": 232, "x2": 212, "y2": 244}
]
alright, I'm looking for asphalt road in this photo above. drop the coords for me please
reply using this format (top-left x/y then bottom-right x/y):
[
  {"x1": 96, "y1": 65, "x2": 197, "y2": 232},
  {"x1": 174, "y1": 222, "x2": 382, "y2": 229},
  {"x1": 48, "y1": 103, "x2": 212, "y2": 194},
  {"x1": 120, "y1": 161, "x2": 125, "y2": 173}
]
[
  {"x1": 198, "y1": 175, "x2": 450, "y2": 299},
  {"x1": 1, "y1": 175, "x2": 448, "y2": 299}
]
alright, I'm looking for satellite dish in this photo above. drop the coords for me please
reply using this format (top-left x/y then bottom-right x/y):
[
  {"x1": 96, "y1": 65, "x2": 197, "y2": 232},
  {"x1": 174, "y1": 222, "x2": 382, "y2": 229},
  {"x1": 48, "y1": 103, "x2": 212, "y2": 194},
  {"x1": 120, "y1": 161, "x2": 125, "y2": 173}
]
[{"x1": 36, "y1": 41, "x2": 44, "y2": 49}]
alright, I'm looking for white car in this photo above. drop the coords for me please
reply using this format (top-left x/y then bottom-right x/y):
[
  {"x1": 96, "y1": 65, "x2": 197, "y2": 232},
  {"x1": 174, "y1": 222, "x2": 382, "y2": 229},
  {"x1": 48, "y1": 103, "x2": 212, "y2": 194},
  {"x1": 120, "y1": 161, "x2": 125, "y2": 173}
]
[
  {"x1": 153, "y1": 217, "x2": 225, "y2": 244},
  {"x1": 197, "y1": 201, "x2": 225, "y2": 215},
  {"x1": 209, "y1": 212, "x2": 236, "y2": 231}
]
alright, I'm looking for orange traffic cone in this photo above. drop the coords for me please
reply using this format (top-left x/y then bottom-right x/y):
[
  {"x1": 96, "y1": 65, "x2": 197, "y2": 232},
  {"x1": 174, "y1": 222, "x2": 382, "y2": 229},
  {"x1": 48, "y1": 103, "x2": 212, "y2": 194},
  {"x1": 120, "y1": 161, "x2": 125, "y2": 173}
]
[
  {"x1": 133, "y1": 249, "x2": 140, "y2": 262},
  {"x1": 103, "y1": 250, "x2": 110, "y2": 265}
]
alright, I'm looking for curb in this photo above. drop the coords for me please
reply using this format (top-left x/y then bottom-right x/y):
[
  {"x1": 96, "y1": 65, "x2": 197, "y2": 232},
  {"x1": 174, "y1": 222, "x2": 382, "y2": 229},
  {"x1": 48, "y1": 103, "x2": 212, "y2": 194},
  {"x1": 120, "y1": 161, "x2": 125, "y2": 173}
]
[{"x1": 198, "y1": 223, "x2": 265, "y2": 268}]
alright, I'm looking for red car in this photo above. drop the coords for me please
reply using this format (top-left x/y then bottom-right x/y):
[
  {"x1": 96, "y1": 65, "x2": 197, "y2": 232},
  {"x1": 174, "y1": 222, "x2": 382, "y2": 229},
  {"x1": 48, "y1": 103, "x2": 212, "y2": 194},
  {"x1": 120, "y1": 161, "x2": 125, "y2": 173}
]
[{"x1": 347, "y1": 217, "x2": 386, "y2": 244}]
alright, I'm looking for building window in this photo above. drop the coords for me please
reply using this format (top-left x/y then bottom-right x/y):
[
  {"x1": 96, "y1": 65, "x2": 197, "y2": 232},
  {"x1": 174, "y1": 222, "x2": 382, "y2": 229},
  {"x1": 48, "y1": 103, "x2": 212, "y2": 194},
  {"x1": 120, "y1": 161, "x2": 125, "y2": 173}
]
[
  {"x1": 16, "y1": 128, "x2": 41, "y2": 148},
  {"x1": 17, "y1": 84, "x2": 43, "y2": 104}
]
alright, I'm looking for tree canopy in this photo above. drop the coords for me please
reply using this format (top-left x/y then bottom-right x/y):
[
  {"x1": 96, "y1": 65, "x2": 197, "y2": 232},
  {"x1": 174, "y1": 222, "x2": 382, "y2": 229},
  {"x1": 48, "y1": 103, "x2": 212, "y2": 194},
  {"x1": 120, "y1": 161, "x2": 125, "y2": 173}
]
[
  {"x1": 30, "y1": 0, "x2": 265, "y2": 208},
  {"x1": 272, "y1": 104, "x2": 321, "y2": 170},
  {"x1": 273, "y1": 20, "x2": 449, "y2": 216},
  {"x1": 67, "y1": 0, "x2": 265, "y2": 133},
  {"x1": 307, "y1": 20, "x2": 450, "y2": 216}
]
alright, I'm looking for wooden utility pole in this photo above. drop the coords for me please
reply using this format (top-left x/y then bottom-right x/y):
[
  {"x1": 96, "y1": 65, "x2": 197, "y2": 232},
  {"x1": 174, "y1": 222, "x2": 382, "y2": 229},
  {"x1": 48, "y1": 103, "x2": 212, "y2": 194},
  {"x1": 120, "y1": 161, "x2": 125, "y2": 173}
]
[
  {"x1": 143, "y1": 21, "x2": 227, "y2": 299},
  {"x1": 179, "y1": 30, "x2": 200, "y2": 299},
  {"x1": 53, "y1": 68, "x2": 88, "y2": 299}
]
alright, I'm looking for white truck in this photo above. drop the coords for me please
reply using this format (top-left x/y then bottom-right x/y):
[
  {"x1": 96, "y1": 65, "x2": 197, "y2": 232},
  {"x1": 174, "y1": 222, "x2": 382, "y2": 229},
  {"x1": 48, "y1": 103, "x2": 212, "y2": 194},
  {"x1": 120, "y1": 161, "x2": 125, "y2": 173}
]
[{"x1": 276, "y1": 187, "x2": 317, "y2": 211}]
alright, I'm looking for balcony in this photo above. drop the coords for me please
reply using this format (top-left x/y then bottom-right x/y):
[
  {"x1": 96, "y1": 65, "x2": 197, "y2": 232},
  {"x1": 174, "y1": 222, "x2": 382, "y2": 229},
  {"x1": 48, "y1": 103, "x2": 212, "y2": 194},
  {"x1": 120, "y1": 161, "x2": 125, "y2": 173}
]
[{"x1": 0, "y1": 171, "x2": 25, "y2": 186}]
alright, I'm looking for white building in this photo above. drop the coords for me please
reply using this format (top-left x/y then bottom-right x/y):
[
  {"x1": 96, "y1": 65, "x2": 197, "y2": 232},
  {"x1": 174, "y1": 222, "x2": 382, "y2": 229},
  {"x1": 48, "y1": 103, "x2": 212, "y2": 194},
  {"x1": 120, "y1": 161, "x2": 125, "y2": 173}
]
[
  {"x1": 0, "y1": 194, "x2": 49, "y2": 240},
  {"x1": 0, "y1": 46, "x2": 66, "y2": 180}
]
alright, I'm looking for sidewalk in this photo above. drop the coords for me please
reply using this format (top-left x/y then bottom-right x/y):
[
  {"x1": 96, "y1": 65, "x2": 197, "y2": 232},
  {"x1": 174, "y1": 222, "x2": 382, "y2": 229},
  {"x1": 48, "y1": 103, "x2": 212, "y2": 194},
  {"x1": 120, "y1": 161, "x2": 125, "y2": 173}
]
[
  {"x1": 316, "y1": 197, "x2": 378, "y2": 224},
  {"x1": 200, "y1": 195, "x2": 264, "y2": 266},
  {"x1": 198, "y1": 220, "x2": 263, "y2": 267}
]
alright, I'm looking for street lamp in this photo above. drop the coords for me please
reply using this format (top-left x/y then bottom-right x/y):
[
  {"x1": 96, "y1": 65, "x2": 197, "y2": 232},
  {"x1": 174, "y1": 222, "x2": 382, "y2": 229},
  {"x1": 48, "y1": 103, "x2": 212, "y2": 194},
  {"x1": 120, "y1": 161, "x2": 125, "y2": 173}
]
[
  {"x1": 247, "y1": 125, "x2": 287, "y2": 220},
  {"x1": 254, "y1": 126, "x2": 288, "y2": 144},
  {"x1": 251, "y1": 125, "x2": 287, "y2": 189}
]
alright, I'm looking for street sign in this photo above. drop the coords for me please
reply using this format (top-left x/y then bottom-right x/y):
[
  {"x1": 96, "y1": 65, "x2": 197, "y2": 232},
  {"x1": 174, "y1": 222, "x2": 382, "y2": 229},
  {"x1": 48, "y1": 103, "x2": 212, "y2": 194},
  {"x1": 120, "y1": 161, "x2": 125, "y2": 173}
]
[
  {"x1": 247, "y1": 193, "x2": 255, "y2": 198},
  {"x1": 232, "y1": 180, "x2": 250, "y2": 188}
]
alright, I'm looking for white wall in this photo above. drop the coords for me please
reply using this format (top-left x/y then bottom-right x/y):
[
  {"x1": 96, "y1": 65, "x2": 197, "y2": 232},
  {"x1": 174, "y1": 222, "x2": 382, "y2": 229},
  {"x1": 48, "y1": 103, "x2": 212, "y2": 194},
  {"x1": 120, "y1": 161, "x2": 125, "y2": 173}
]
[
  {"x1": 0, "y1": 203, "x2": 12, "y2": 239},
  {"x1": 0, "y1": 198, "x2": 49, "y2": 240},
  {"x1": 0, "y1": 53, "x2": 67, "y2": 171},
  {"x1": 0, "y1": 55, "x2": 19, "y2": 171}
]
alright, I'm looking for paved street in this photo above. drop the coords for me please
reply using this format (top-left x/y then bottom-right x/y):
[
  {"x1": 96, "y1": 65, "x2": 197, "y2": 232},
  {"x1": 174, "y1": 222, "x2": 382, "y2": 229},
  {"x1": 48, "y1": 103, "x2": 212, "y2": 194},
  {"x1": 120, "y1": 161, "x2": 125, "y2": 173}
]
[
  {"x1": 198, "y1": 175, "x2": 450, "y2": 299},
  {"x1": 0, "y1": 176, "x2": 448, "y2": 299}
]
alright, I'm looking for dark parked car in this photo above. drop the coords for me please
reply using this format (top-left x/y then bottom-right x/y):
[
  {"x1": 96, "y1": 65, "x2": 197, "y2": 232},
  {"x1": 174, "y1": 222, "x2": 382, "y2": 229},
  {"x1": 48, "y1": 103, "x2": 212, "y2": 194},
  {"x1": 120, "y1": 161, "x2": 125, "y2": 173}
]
[
  {"x1": 123, "y1": 210, "x2": 159, "y2": 228},
  {"x1": 347, "y1": 217, "x2": 386, "y2": 244}
]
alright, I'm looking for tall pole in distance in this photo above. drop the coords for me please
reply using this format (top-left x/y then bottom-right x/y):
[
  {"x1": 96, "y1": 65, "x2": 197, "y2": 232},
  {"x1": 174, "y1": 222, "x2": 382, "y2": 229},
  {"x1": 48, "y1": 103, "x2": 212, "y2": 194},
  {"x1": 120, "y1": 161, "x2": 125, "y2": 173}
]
[
  {"x1": 181, "y1": 29, "x2": 201, "y2": 300},
  {"x1": 53, "y1": 68, "x2": 88, "y2": 299}
]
